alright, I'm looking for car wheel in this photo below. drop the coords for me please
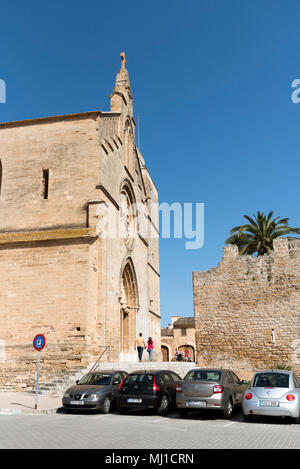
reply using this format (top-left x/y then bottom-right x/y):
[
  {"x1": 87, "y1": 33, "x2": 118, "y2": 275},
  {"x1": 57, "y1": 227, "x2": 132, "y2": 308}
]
[
  {"x1": 157, "y1": 395, "x2": 170, "y2": 416},
  {"x1": 222, "y1": 398, "x2": 233, "y2": 419},
  {"x1": 178, "y1": 409, "x2": 189, "y2": 418},
  {"x1": 103, "y1": 397, "x2": 111, "y2": 414}
]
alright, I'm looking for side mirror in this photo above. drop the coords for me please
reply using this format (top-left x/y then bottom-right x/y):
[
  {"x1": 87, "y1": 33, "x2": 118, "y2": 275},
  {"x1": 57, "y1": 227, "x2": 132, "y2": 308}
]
[
  {"x1": 75, "y1": 380, "x2": 79, "y2": 384},
  {"x1": 241, "y1": 380, "x2": 247, "y2": 385}
]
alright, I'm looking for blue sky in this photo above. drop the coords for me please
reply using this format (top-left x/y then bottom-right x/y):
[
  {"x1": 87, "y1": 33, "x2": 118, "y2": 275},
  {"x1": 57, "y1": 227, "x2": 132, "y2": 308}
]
[{"x1": 1, "y1": 0, "x2": 300, "y2": 326}]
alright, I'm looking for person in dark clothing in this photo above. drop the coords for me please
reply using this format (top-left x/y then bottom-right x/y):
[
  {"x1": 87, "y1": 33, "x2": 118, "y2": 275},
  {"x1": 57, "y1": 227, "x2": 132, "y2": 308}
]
[{"x1": 135, "y1": 333, "x2": 146, "y2": 361}]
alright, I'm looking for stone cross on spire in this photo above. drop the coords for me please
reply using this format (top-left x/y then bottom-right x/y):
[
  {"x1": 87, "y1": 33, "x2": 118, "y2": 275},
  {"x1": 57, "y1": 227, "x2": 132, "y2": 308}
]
[
  {"x1": 110, "y1": 51, "x2": 133, "y2": 116},
  {"x1": 120, "y1": 52, "x2": 126, "y2": 69}
]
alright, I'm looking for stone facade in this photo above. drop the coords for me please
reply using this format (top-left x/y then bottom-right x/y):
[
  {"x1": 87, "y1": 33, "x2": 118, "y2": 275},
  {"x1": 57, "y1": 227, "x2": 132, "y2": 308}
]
[
  {"x1": 193, "y1": 238, "x2": 300, "y2": 381},
  {"x1": 161, "y1": 316, "x2": 196, "y2": 362},
  {"x1": 0, "y1": 55, "x2": 161, "y2": 390}
]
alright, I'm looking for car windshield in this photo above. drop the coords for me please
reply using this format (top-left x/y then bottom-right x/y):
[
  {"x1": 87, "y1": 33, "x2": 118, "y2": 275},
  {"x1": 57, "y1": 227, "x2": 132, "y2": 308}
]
[
  {"x1": 184, "y1": 370, "x2": 222, "y2": 382},
  {"x1": 125, "y1": 374, "x2": 154, "y2": 385},
  {"x1": 78, "y1": 373, "x2": 112, "y2": 386},
  {"x1": 253, "y1": 373, "x2": 290, "y2": 388}
]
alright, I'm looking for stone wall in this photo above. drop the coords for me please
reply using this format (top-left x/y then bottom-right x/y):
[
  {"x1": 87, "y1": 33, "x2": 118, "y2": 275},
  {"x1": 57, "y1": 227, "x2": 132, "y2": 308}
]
[
  {"x1": 0, "y1": 236, "x2": 102, "y2": 391},
  {"x1": 161, "y1": 328, "x2": 196, "y2": 362},
  {"x1": 0, "y1": 114, "x2": 101, "y2": 232},
  {"x1": 193, "y1": 239, "x2": 300, "y2": 381},
  {"x1": 161, "y1": 317, "x2": 196, "y2": 362}
]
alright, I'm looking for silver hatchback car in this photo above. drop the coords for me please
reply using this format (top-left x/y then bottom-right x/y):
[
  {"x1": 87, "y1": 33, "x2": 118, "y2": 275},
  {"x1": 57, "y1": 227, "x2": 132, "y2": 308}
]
[
  {"x1": 176, "y1": 368, "x2": 248, "y2": 419},
  {"x1": 242, "y1": 370, "x2": 300, "y2": 422}
]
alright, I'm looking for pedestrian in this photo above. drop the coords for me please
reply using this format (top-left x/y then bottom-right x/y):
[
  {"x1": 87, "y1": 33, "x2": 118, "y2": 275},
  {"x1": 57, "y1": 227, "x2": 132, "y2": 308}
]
[
  {"x1": 147, "y1": 337, "x2": 154, "y2": 361},
  {"x1": 175, "y1": 348, "x2": 179, "y2": 361},
  {"x1": 135, "y1": 333, "x2": 146, "y2": 362}
]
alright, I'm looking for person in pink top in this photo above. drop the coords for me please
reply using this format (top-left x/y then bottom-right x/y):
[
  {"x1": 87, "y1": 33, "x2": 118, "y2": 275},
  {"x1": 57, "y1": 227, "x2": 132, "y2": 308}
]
[{"x1": 147, "y1": 337, "x2": 154, "y2": 361}]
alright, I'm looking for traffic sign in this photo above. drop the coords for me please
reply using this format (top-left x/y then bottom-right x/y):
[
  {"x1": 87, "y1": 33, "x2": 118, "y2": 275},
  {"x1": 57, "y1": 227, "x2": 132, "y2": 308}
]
[
  {"x1": 33, "y1": 334, "x2": 46, "y2": 410},
  {"x1": 33, "y1": 334, "x2": 46, "y2": 351}
]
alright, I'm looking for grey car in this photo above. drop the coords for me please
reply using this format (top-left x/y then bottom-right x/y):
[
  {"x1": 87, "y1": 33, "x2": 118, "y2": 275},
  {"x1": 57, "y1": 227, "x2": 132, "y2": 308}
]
[
  {"x1": 176, "y1": 368, "x2": 247, "y2": 419},
  {"x1": 242, "y1": 370, "x2": 300, "y2": 422},
  {"x1": 62, "y1": 370, "x2": 128, "y2": 413}
]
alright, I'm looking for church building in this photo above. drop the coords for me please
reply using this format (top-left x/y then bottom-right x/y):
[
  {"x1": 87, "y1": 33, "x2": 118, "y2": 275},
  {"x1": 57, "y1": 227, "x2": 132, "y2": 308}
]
[{"x1": 0, "y1": 54, "x2": 161, "y2": 388}]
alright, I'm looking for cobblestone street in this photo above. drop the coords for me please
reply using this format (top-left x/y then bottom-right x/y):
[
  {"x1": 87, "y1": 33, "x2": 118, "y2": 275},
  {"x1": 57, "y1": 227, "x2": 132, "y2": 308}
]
[{"x1": 1, "y1": 409, "x2": 300, "y2": 449}]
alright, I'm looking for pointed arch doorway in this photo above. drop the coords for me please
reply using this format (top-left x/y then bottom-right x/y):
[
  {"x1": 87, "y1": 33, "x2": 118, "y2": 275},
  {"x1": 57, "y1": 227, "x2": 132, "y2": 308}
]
[{"x1": 119, "y1": 259, "x2": 139, "y2": 360}]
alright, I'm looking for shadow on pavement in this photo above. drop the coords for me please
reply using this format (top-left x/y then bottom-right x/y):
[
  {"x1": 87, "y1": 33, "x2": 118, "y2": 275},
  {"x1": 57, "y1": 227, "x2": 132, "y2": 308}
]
[
  {"x1": 112, "y1": 407, "x2": 243, "y2": 422},
  {"x1": 240, "y1": 415, "x2": 298, "y2": 426},
  {"x1": 56, "y1": 407, "x2": 103, "y2": 415},
  {"x1": 56, "y1": 406, "x2": 298, "y2": 426}
]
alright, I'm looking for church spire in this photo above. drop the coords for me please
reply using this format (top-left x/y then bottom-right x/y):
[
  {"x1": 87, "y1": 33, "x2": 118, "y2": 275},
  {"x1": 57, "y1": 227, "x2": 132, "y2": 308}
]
[
  {"x1": 113, "y1": 52, "x2": 132, "y2": 96},
  {"x1": 110, "y1": 52, "x2": 133, "y2": 116}
]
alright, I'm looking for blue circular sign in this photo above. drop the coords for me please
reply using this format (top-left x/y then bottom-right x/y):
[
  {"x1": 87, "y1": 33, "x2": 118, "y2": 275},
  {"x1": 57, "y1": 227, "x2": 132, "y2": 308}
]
[{"x1": 33, "y1": 334, "x2": 46, "y2": 351}]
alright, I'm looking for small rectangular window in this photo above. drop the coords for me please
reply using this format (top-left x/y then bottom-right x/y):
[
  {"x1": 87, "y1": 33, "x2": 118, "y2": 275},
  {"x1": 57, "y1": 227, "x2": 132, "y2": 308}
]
[
  {"x1": 42, "y1": 169, "x2": 49, "y2": 199},
  {"x1": 181, "y1": 328, "x2": 187, "y2": 336}
]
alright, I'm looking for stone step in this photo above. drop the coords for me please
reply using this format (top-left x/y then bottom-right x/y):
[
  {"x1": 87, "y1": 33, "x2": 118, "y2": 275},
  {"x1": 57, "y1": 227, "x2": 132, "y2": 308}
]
[
  {"x1": 21, "y1": 361, "x2": 197, "y2": 396},
  {"x1": 89, "y1": 361, "x2": 196, "y2": 377},
  {"x1": 31, "y1": 365, "x2": 93, "y2": 395}
]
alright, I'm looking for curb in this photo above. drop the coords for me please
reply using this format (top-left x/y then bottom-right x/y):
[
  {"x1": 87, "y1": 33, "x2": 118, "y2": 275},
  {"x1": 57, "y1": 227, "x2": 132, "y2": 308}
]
[{"x1": 0, "y1": 407, "x2": 59, "y2": 415}]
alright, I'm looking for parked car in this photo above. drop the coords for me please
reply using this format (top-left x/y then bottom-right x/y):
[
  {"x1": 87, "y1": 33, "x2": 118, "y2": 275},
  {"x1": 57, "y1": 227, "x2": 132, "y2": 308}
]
[
  {"x1": 176, "y1": 368, "x2": 248, "y2": 419},
  {"x1": 242, "y1": 370, "x2": 300, "y2": 422},
  {"x1": 62, "y1": 370, "x2": 128, "y2": 413},
  {"x1": 117, "y1": 370, "x2": 182, "y2": 416}
]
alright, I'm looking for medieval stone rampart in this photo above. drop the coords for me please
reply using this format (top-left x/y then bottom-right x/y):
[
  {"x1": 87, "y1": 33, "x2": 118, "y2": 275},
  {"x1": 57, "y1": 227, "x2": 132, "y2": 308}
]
[{"x1": 193, "y1": 238, "x2": 300, "y2": 380}]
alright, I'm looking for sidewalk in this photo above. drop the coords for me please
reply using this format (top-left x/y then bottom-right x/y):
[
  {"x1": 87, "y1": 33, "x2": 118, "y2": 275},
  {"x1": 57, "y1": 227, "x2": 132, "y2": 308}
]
[{"x1": 0, "y1": 393, "x2": 62, "y2": 415}]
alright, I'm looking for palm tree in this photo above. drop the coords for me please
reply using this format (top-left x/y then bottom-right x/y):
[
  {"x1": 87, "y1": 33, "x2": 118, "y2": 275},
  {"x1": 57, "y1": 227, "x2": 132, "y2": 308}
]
[{"x1": 225, "y1": 210, "x2": 300, "y2": 256}]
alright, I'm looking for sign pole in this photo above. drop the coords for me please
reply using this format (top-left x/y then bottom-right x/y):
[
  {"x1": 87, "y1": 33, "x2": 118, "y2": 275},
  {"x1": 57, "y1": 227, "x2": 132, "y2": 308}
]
[
  {"x1": 33, "y1": 334, "x2": 46, "y2": 410},
  {"x1": 34, "y1": 350, "x2": 41, "y2": 410}
]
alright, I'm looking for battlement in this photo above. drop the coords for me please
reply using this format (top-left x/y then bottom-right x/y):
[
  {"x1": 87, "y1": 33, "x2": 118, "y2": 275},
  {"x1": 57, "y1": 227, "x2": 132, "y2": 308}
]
[
  {"x1": 193, "y1": 237, "x2": 300, "y2": 380},
  {"x1": 222, "y1": 237, "x2": 300, "y2": 262},
  {"x1": 192, "y1": 238, "x2": 300, "y2": 291}
]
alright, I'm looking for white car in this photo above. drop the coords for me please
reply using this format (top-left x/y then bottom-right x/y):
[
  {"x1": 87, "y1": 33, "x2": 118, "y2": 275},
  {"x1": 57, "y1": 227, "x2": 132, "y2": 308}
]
[{"x1": 242, "y1": 370, "x2": 300, "y2": 422}]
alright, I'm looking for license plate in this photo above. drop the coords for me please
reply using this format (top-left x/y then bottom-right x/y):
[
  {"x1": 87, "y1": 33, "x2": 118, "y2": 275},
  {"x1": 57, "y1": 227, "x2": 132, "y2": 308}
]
[
  {"x1": 187, "y1": 400, "x2": 207, "y2": 407},
  {"x1": 259, "y1": 400, "x2": 279, "y2": 407},
  {"x1": 70, "y1": 401, "x2": 84, "y2": 405},
  {"x1": 127, "y1": 398, "x2": 142, "y2": 403}
]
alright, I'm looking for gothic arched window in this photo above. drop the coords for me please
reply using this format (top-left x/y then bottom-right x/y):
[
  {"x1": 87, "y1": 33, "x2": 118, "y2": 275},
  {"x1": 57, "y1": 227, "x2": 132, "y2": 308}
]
[{"x1": 119, "y1": 182, "x2": 136, "y2": 250}]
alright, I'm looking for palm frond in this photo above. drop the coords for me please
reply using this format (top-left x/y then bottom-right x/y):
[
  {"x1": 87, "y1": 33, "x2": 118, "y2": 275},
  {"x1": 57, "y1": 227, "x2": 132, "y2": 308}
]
[{"x1": 226, "y1": 210, "x2": 300, "y2": 256}]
